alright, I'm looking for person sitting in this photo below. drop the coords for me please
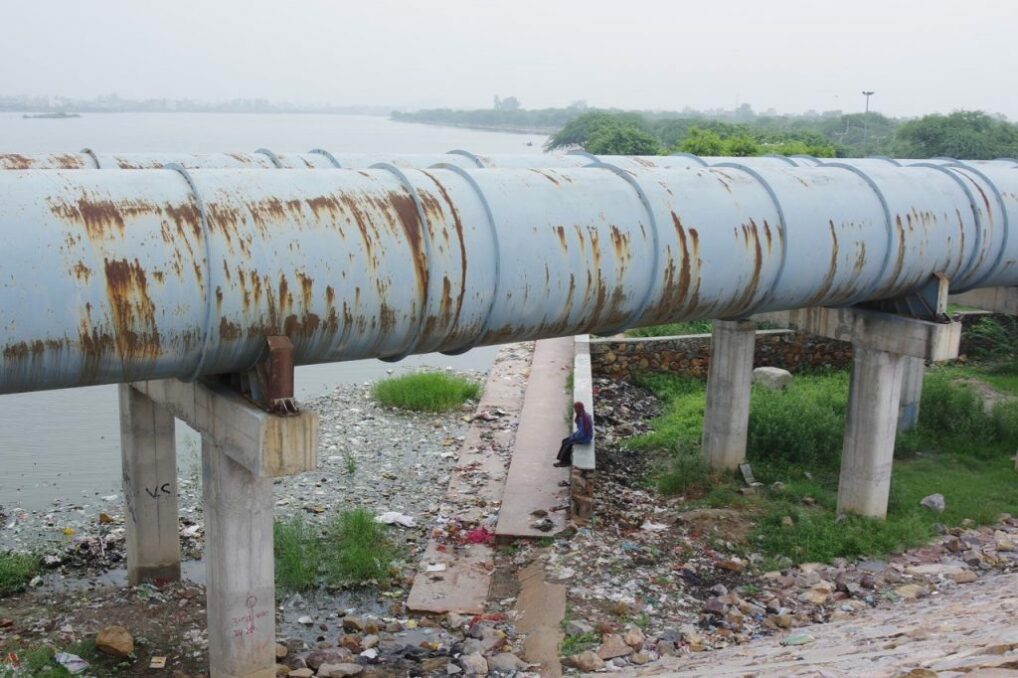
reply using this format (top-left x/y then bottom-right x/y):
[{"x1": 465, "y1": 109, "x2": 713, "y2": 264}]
[{"x1": 554, "y1": 401, "x2": 593, "y2": 467}]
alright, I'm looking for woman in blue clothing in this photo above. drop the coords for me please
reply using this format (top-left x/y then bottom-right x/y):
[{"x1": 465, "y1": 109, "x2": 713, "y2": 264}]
[{"x1": 554, "y1": 401, "x2": 594, "y2": 467}]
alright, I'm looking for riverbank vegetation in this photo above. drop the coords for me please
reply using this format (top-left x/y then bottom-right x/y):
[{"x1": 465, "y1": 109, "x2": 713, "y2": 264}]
[
  {"x1": 274, "y1": 509, "x2": 397, "y2": 592},
  {"x1": 372, "y1": 372, "x2": 480, "y2": 412},
  {"x1": 626, "y1": 361, "x2": 1018, "y2": 567},
  {"x1": 393, "y1": 104, "x2": 1018, "y2": 159},
  {"x1": 0, "y1": 552, "x2": 39, "y2": 598}
]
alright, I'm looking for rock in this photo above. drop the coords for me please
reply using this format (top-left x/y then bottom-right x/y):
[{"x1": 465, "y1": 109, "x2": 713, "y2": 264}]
[
  {"x1": 486, "y1": 653, "x2": 528, "y2": 672},
  {"x1": 276, "y1": 665, "x2": 290, "y2": 677},
  {"x1": 895, "y1": 584, "x2": 927, "y2": 600},
  {"x1": 630, "y1": 651, "x2": 650, "y2": 665},
  {"x1": 360, "y1": 635, "x2": 379, "y2": 650},
  {"x1": 446, "y1": 612, "x2": 467, "y2": 628},
  {"x1": 565, "y1": 619, "x2": 594, "y2": 636},
  {"x1": 622, "y1": 626, "x2": 645, "y2": 649},
  {"x1": 298, "y1": 616, "x2": 314, "y2": 626},
  {"x1": 96, "y1": 624, "x2": 134, "y2": 658},
  {"x1": 341, "y1": 616, "x2": 379, "y2": 633},
  {"x1": 530, "y1": 517, "x2": 554, "y2": 531},
  {"x1": 597, "y1": 633, "x2": 634, "y2": 660},
  {"x1": 308, "y1": 651, "x2": 349, "y2": 671},
  {"x1": 781, "y1": 516, "x2": 794, "y2": 527},
  {"x1": 771, "y1": 614, "x2": 793, "y2": 629},
  {"x1": 995, "y1": 532, "x2": 1016, "y2": 551},
  {"x1": 459, "y1": 652, "x2": 488, "y2": 675},
  {"x1": 920, "y1": 493, "x2": 946, "y2": 513},
  {"x1": 952, "y1": 570, "x2": 978, "y2": 584},
  {"x1": 753, "y1": 366, "x2": 793, "y2": 390},
  {"x1": 704, "y1": 597, "x2": 728, "y2": 615},
  {"x1": 276, "y1": 643, "x2": 289, "y2": 659},
  {"x1": 716, "y1": 558, "x2": 745, "y2": 573},
  {"x1": 447, "y1": 664, "x2": 463, "y2": 675},
  {"x1": 323, "y1": 664, "x2": 363, "y2": 678},
  {"x1": 288, "y1": 670, "x2": 314, "y2": 678},
  {"x1": 799, "y1": 587, "x2": 830, "y2": 605},
  {"x1": 568, "y1": 651, "x2": 604, "y2": 672}
]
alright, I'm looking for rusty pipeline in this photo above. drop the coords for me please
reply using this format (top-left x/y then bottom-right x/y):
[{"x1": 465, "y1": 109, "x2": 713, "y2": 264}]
[{"x1": 2, "y1": 159, "x2": 1018, "y2": 395}]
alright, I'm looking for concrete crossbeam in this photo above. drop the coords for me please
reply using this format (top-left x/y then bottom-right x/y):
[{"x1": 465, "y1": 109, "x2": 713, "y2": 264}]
[
  {"x1": 702, "y1": 319, "x2": 757, "y2": 470},
  {"x1": 131, "y1": 378, "x2": 318, "y2": 477},
  {"x1": 950, "y1": 286, "x2": 1018, "y2": 315},
  {"x1": 119, "y1": 384, "x2": 181, "y2": 585},
  {"x1": 759, "y1": 307, "x2": 961, "y2": 360}
]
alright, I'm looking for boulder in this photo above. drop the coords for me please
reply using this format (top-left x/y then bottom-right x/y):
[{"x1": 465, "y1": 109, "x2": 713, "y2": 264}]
[
  {"x1": 920, "y1": 493, "x2": 946, "y2": 513},
  {"x1": 96, "y1": 625, "x2": 134, "y2": 658},
  {"x1": 597, "y1": 633, "x2": 634, "y2": 660},
  {"x1": 753, "y1": 367, "x2": 793, "y2": 390},
  {"x1": 568, "y1": 651, "x2": 604, "y2": 672},
  {"x1": 459, "y1": 652, "x2": 488, "y2": 676}
]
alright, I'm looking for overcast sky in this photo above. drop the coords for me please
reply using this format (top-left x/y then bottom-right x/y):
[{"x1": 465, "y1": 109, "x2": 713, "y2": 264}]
[{"x1": 2, "y1": 0, "x2": 1015, "y2": 118}]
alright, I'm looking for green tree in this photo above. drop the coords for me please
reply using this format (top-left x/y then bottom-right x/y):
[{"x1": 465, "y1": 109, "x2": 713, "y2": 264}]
[
  {"x1": 720, "y1": 133, "x2": 760, "y2": 156},
  {"x1": 585, "y1": 124, "x2": 661, "y2": 155},
  {"x1": 546, "y1": 111, "x2": 652, "y2": 150},
  {"x1": 678, "y1": 127, "x2": 724, "y2": 155},
  {"x1": 894, "y1": 111, "x2": 1018, "y2": 159}
]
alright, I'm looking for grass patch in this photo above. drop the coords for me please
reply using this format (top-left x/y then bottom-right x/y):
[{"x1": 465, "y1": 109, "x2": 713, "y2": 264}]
[
  {"x1": 274, "y1": 510, "x2": 397, "y2": 592},
  {"x1": 629, "y1": 368, "x2": 1018, "y2": 565},
  {"x1": 0, "y1": 639, "x2": 100, "y2": 677},
  {"x1": 625, "y1": 320, "x2": 713, "y2": 338},
  {"x1": 0, "y1": 552, "x2": 39, "y2": 598},
  {"x1": 372, "y1": 372, "x2": 480, "y2": 412},
  {"x1": 560, "y1": 631, "x2": 599, "y2": 655}
]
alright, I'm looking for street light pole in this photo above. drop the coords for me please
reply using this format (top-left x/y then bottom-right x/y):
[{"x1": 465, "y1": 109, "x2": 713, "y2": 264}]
[{"x1": 862, "y1": 90, "x2": 875, "y2": 147}]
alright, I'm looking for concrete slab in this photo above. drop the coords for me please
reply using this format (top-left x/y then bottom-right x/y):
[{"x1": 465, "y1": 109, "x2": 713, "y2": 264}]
[
  {"x1": 406, "y1": 343, "x2": 533, "y2": 614},
  {"x1": 495, "y1": 337, "x2": 573, "y2": 540},
  {"x1": 517, "y1": 560, "x2": 565, "y2": 678}
]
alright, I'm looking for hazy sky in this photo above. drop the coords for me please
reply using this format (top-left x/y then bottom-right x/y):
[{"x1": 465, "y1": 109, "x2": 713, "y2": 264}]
[{"x1": 2, "y1": 0, "x2": 1015, "y2": 118}]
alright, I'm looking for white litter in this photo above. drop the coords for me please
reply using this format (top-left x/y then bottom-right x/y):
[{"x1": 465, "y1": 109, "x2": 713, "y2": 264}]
[
  {"x1": 375, "y1": 511, "x2": 416, "y2": 528},
  {"x1": 54, "y1": 652, "x2": 90, "y2": 674},
  {"x1": 640, "y1": 521, "x2": 669, "y2": 531},
  {"x1": 425, "y1": 563, "x2": 447, "y2": 573}
]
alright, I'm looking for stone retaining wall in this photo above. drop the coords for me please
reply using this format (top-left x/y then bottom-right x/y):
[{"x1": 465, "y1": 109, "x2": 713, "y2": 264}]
[{"x1": 591, "y1": 329, "x2": 854, "y2": 380}]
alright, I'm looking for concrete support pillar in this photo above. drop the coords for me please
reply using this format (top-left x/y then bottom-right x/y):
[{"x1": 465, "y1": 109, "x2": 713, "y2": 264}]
[
  {"x1": 897, "y1": 356, "x2": 925, "y2": 432},
  {"x1": 837, "y1": 347, "x2": 907, "y2": 519},
  {"x1": 702, "y1": 319, "x2": 756, "y2": 470},
  {"x1": 202, "y1": 438, "x2": 276, "y2": 678},
  {"x1": 119, "y1": 384, "x2": 180, "y2": 585}
]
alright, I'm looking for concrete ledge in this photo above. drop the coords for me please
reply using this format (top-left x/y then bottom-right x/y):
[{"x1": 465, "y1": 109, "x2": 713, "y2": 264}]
[
  {"x1": 761, "y1": 307, "x2": 961, "y2": 361},
  {"x1": 571, "y1": 335, "x2": 596, "y2": 525},
  {"x1": 950, "y1": 287, "x2": 1018, "y2": 315},
  {"x1": 131, "y1": 378, "x2": 319, "y2": 477},
  {"x1": 572, "y1": 335, "x2": 596, "y2": 472}
]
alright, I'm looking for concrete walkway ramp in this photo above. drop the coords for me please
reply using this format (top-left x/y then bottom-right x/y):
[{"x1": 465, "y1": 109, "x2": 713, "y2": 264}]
[{"x1": 495, "y1": 337, "x2": 572, "y2": 540}]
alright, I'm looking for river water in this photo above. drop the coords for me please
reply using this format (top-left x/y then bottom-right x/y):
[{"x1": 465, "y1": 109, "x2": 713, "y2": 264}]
[{"x1": 0, "y1": 112, "x2": 548, "y2": 510}]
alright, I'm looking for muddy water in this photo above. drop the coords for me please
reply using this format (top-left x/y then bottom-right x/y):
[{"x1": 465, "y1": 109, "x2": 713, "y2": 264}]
[{"x1": 0, "y1": 111, "x2": 542, "y2": 510}]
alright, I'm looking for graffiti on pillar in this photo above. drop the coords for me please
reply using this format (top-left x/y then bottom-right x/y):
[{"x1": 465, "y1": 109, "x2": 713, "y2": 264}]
[
  {"x1": 144, "y1": 483, "x2": 174, "y2": 499},
  {"x1": 231, "y1": 595, "x2": 268, "y2": 638}
]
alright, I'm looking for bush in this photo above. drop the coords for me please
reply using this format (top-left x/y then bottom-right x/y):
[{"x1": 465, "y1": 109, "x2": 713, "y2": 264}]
[
  {"x1": 274, "y1": 510, "x2": 396, "y2": 592},
  {"x1": 0, "y1": 552, "x2": 39, "y2": 597},
  {"x1": 625, "y1": 320, "x2": 713, "y2": 338},
  {"x1": 747, "y1": 372, "x2": 849, "y2": 474},
  {"x1": 325, "y1": 509, "x2": 394, "y2": 583},
  {"x1": 372, "y1": 372, "x2": 480, "y2": 412},
  {"x1": 274, "y1": 517, "x2": 321, "y2": 591}
]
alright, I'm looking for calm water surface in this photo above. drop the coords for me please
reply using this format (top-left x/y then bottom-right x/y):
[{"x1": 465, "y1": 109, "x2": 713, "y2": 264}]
[{"x1": 0, "y1": 112, "x2": 547, "y2": 510}]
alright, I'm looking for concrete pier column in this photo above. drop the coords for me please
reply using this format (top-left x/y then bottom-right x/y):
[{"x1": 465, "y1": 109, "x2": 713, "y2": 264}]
[
  {"x1": 202, "y1": 438, "x2": 276, "y2": 678},
  {"x1": 702, "y1": 319, "x2": 757, "y2": 470},
  {"x1": 897, "y1": 356, "x2": 925, "y2": 432},
  {"x1": 837, "y1": 347, "x2": 907, "y2": 519},
  {"x1": 118, "y1": 384, "x2": 180, "y2": 585}
]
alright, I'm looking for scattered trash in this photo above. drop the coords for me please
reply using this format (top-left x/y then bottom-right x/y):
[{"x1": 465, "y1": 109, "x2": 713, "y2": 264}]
[
  {"x1": 375, "y1": 511, "x2": 416, "y2": 528},
  {"x1": 640, "y1": 521, "x2": 668, "y2": 531},
  {"x1": 530, "y1": 517, "x2": 554, "y2": 532},
  {"x1": 298, "y1": 615, "x2": 314, "y2": 625},
  {"x1": 781, "y1": 633, "x2": 816, "y2": 646},
  {"x1": 425, "y1": 563, "x2": 447, "y2": 573},
  {"x1": 465, "y1": 527, "x2": 495, "y2": 544},
  {"x1": 54, "y1": 651, "x2": 92, "y2": 671},
  {"x1": 149, "y1": 656, "x2": 167, "y2": 669}
]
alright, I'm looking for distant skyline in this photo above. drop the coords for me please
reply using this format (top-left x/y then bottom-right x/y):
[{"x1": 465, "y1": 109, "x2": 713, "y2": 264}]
[{"x1": 1, "y1": 0, "x2": 1015, "y2": 119}]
